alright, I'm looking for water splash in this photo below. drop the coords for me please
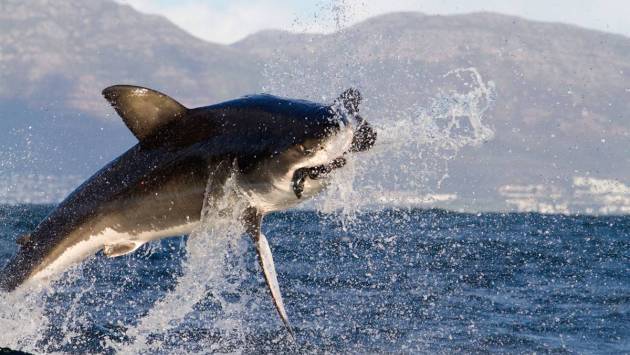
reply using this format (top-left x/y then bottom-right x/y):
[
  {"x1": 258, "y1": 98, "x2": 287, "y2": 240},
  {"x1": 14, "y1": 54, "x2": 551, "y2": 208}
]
[
  {"x1": 0, "y1": 168, "x2": 261, "y2": 354},
  {"x1": 0, "y1": 287, "x2": 47, "y2": 352},
  {"x1": 262, "y1": 2, "x2": 497, "y2": 214},
  {"x1": 383, "y1": 68, "x2": 495, "y2": 152},
  {"x1": 370, "y1": 67, "x2": 496, "y2": 190},
  {"x1": 0, "y1": 252, "x2": 94, "y2": 353},
  {"x1": 265, "y1": 61, "x2": 496, "y2": 214},
  {"x1": 114, "y1": 170, "x2": 251, "y2": 354},
  {"x1": 287, "y1": 0, "x2": 355, "y2": 36}
]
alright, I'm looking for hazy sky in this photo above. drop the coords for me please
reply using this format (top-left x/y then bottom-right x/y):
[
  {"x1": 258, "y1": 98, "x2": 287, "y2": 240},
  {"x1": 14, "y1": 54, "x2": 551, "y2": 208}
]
[{"x1": 117, "y1": 0, "x2": 630, "y2": 44}]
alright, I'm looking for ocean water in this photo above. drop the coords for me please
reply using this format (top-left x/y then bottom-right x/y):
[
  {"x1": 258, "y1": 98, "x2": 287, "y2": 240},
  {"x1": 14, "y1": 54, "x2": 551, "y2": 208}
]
[{"x1": 0, "y1": 205, "x2": 627, "y2": 354}]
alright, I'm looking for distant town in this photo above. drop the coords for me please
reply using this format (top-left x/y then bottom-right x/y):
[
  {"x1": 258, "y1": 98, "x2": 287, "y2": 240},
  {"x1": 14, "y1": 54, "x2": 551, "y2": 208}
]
[{"x1": 498, "y1": 177, "x2": 630, "y2": 215}]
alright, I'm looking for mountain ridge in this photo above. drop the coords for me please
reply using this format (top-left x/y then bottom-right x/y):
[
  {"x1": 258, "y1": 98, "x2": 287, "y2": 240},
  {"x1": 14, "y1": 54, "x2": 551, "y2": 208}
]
[{"x1": 1, "y1": 0, "x2": 629, "y2": 213}]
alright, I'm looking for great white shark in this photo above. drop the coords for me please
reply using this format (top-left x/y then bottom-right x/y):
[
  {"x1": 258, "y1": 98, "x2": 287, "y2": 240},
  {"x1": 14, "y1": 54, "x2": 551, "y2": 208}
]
[{"x1": 0, "y1": 86, "x2": 376, "y2": 336}]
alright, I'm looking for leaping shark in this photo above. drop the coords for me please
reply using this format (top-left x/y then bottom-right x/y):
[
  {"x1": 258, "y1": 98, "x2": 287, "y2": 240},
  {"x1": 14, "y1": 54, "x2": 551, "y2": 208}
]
[{"x1": 0, "y1": 86, "x2": 376, "y2": 337}]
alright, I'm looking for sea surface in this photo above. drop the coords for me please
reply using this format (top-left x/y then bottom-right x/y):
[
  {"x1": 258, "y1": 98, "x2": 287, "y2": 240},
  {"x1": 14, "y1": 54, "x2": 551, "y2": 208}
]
[{"x1": 0, "y1": 205, "x2": 628, "y2": 354}]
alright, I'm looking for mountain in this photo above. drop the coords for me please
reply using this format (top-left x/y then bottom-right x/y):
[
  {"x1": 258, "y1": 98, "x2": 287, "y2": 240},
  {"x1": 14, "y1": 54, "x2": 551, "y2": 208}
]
[
  {"x1": 1, "y1": 1, "x2": 629, "y2": 212},
  {"x1": 0, "y1": 0, "x2": 260, "y2": 175}
]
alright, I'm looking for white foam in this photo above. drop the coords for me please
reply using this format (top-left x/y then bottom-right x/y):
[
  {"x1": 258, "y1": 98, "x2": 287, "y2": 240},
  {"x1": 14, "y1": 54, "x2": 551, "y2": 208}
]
[{"x1": 114, "y1": 171, "x2": 251, "y2": 353}]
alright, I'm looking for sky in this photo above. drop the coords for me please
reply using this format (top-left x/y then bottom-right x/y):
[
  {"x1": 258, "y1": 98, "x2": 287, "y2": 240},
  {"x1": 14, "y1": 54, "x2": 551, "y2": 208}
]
[{"x1": 116, "y1": 0, "x2": 630, "y2": 44}]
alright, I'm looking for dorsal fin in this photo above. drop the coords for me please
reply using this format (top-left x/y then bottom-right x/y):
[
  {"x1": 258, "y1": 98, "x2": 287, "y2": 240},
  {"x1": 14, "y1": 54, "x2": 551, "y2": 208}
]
[{"x1": 102, "y1": 85, "x2": 188, "y2": 142}]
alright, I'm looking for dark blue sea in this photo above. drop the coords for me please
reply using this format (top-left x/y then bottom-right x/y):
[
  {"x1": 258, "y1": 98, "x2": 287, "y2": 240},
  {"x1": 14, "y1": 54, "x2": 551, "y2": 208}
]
[{"x1": 0, "y1": 205, "x2": 628, "y2": 354}]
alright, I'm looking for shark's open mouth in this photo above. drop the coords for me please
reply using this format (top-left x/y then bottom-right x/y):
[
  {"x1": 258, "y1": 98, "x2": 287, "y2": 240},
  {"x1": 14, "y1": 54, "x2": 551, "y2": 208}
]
[
  {"x1": 291, "y1": 157, "x2": 347, "y2": 198},
  {"x1": 290, "y1": 117, "x2": 377, "y2": 199}
]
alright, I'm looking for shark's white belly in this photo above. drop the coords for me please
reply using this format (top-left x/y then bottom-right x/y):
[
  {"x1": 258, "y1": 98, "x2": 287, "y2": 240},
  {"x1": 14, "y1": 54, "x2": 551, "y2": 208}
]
[{"x1": 28, "y1": 222, "x2": 198, "y2": 285}]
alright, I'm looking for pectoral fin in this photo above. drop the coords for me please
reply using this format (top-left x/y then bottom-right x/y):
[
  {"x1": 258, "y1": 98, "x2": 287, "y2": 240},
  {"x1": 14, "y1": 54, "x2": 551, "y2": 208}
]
[
  {"x1": 243, "y1": 207, "x2": 295, "y2": 340},
  {"x1": 103, "y1": 241, "x2": 143, "y2": 258}
]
